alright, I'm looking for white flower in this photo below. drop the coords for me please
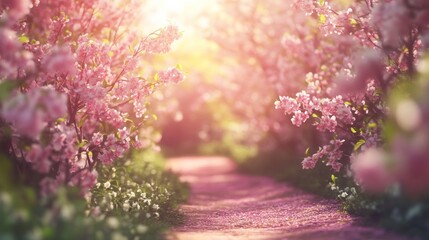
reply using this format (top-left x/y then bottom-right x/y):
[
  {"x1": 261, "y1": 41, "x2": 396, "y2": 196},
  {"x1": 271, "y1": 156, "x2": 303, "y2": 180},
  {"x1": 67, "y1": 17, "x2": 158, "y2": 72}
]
[
  {"x1": 132, "y1": 202, "x2": 140, "y2": 210},
  {"x1": 145, "y1": 213, "x2": 151, "y2": 218},
  {"x1": 95, "y1": 182, "x2": 101, "y2": 188},
  {"x1": 104, "y1": 181, "x2": 111, "y2": 189},
  {"x1": 128, "y1": 191, "x2": 135, "y2": 198},
  {"x1": 341, "y1": 192, "x2": 348, "y2": 198},
  {"x1": 60, "y1": 204, "x2": 75, "y2": 220},
  {"x1": 154, "y1": 212, "x2": 159, "y2": 218},
  {"x1": 107, "y1": 217, "x2": 119, "y2": 229},
  {"x1": 122, "y1": 201, "x2": 130, "y2": 212},
  {"x1": 136, "y1": 224, "x2": 148, "y2": 234},
  {"x1": 143, "y1": 198, "x2": 151, "y2": 205},
  {"x1": 111, "y1": 191, "x2": 117, "y2": 198},
  {"x1": 152, "y1": 204, "x2": 160, "y2": 210},
  {"x1": 111, "y1": 232, "x2": 127, "y2": 240}
]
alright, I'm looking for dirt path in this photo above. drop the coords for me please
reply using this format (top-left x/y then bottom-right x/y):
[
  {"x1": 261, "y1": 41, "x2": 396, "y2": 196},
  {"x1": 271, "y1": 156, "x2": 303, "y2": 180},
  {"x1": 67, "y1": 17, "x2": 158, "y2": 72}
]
[{"x1": 166, "y1": 156, "x2": 409, "y2": 240}]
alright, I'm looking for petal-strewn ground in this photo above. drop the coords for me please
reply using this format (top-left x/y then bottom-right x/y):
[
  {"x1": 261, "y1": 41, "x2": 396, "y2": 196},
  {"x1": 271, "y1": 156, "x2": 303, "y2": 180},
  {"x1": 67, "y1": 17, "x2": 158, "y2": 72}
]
[{"x1": 166, "y1": 156, "x2": 410, "y2": 240}]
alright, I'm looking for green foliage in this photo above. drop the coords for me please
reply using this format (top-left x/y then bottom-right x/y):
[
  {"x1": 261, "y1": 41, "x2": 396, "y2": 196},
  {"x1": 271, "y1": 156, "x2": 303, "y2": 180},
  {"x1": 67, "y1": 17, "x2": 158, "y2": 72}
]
[
  {"x1": 331, "y1": 177, "x2": 429, "y2": 238},
  {"x1": 90, "y1": 150, "x2": 188, "y2": 232},
  {"x1": 0, "y1": 151, "x2": 188, "y2": 240}
]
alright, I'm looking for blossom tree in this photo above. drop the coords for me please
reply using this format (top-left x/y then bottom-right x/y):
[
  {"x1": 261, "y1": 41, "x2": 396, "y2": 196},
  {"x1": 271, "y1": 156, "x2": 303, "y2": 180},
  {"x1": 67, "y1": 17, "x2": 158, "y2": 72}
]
[
  {"x1": 275, "y1": 0, "x2": 429, "y2": 196},
  {"x1": 196, "y1": 0, "x2": 326, "y2": 154},
  {"x1": 0, "y1": 0, "x2": 184, "y2": 196}
]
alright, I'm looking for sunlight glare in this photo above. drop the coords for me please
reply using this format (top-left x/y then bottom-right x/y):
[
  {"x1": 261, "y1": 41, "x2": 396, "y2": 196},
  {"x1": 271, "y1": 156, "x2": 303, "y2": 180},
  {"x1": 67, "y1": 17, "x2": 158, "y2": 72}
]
[{"x1": 142, "y1": 0, "x2": 217, "y2": 32}]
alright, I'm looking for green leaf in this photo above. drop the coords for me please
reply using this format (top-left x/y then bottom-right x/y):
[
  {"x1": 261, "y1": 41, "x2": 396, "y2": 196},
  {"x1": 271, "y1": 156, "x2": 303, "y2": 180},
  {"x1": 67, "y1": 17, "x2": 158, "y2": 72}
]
[
  {"x1": 0, "y1": 81, "x2": 19, "y2": 101},
  {"x1": 311, "y1": 113, "x2": 319, "y2": 118},
  {"x1": 350, "y1": 127, "x2": 357, "y2": 134},
  {"x1": 77, "y1": 115, "x2": 87, "y2": 128},
  {"x1": 319, "y1": 0, "x2": 325, "y2": 6},
  {"x1": 176, "y1": 64, "x2": 183, "y2": 71},
  {"x1": 349, "y1": 18, "x2": 358, "y2": 26},
  {"x1": 319, "y1": 14, "x2": 327, "y2": 24},
  {"x1": 56, "y1": 117, "x2": 67, "y2": 124},
  {"x1": 18, "y1": 35, "x2": 30, "y2": 43},
  {"x1": 305, "y1": 147, "x2": 310, "y2": 156},
  {"x1": 154, "y1": 73, "x2": 160, "y2": 82},
  {"x1": 152, "y1": 114, "x2": 158, "y2": 121},
  {"x1": 354, "y1": 139, "x2": 366, "y2": 151},
  {"x1": 78, "y1": 140, "x2": 88, "y2": 148},
  {"x1": 331, "y1": 174, "x2": 337, "y2": 184}
]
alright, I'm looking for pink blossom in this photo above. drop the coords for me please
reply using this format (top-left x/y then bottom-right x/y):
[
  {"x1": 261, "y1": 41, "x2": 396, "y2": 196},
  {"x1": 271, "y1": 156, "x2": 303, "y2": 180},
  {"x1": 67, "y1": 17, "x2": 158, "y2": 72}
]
[
  {"x1": 43, "y1": 46, "x2": 76, "y2": 76},
  {"x1": 40, "y1": 177, "x2": 60, "y2": 197},
  {"x1": 142, "y1": 25, "x2": 181, "y2": 54},
  {"x1": 294, "y1": 0, "x2": 316, "y2": 15},
  {"x1": 354, "y1": 50, "x2": 385, "y2": 84},
  {"x1": 2, "y1": 0, "x2": 32, "y2": 22},
  {"x1": 316, "y1": 115, "x2": 337, "y2": 132},
  {"x1": 39, "y1": 86, "x2": 68, "y2": 119},
  {"x1": 291, "y1": 110, "x2": 309, "y2": 127},
  {"x1": 302, "y1": 156, "x2": 317, "y2": 169},
  {"x1": 91, "y1": 132, "x2": 104, "y2": 146},
  {"x1": 302, "y1": 140, "x2": 344, "y2": 171},
  {"x1": 26, "y1": 144, "x2": 46, "y2": 163},
  {"x1": 335, "y1": 104, "x2": 354, "y2": 125},
  {"x1": 118, "y1": 127, "x2": 130, "y2": 142},
  {"x1": 158, "y1": 67, "x2": 185, "y2": 84},
  {"x1": 1, "y1": 93, "x2": 46, "y2": 139},
  {"x1": 70, "y1": 169, "x2": 98, "y2": 194},
  {"x1": 33, "y1": 156, "x2": 52, "y2": 174},
  {"x1": 25, "y1": 144, "x2": 51, "y2": 173},
  {"x1": 0, "y1": 28, "x2": 21, "y2": 57},
  {"x1": 371, "y1": 1, "x2": 412, "y2": 48},
  {"x1": 393, "y1": 136, "x2": 429, "y2": 197},
  {"x1": 275, "y1": 96, "x2": 299, "y2": 115},
  {"x1": 1, "y1": 86, "x2": 66, "y2": 139},
  {"x1": 51, "y1": 132, "x2": 67, "y2": 151},
  {"x1": 296, "y1": 90, "x2": 314, "y2": 113},
  {"x1": 351, "y1": 148, "x2": 393, "y2": 193}
]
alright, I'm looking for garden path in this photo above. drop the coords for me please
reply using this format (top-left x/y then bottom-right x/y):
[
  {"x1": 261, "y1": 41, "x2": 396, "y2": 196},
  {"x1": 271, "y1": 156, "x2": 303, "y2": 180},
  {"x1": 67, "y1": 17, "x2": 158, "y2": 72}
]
[{"x1": 166, "y1": 156, "x2": 409, "y2": 240}]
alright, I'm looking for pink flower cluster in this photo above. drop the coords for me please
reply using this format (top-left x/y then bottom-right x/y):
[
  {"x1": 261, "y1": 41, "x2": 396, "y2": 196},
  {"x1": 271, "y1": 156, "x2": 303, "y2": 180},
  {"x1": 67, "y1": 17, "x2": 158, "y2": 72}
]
[
  {"x1": 1, "y1": 86, "x2": 67, "y2": 139},
  {"x1": 371, "y1": 1, "x2": 412, "y2": 48},
  {"x1": 351, "y1": 148, "x2": 393, "y2": 193},
  {"x1": 158, "y1": 67, "x2": 186, "y2": 85},
  {"x1": 0, "y1": 27, "x2": 35, "y2": 80},
  {"x1": 141, "y1": 25, "x2": 182, "y2": 54},
  {"x1": 1, "y1": 0, "x2": 33, "y2": 23},
  {"x1": 302, "y1": 139, "x2": 344, "y2": 172},
  {"x1": 352, "y1": 121, "x2": 429, "y2": 197},
  {"x1": 275, "y1": 91, "x2": 354, "y2": 132}
]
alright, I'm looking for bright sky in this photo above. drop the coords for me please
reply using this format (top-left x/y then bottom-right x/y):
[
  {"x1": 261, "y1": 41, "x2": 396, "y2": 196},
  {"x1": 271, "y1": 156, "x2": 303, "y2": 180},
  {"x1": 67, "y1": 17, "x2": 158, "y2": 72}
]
[{"x1": 142, "y1": 0, "x2": 218, "y2": 33}]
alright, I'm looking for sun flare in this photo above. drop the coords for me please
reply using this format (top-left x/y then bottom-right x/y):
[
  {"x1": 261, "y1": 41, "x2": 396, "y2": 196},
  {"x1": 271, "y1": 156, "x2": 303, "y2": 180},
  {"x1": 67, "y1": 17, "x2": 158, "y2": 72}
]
[{"x1": 142, "y1": 0, "x2": 217, "y2": 31}]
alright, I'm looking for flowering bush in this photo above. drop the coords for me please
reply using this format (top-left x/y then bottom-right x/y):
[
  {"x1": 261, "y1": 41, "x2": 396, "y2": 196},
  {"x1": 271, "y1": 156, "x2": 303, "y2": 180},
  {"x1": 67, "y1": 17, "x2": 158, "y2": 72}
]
[{"x1": 90, "y1": 150, "x2": 188, "y2": 224}]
